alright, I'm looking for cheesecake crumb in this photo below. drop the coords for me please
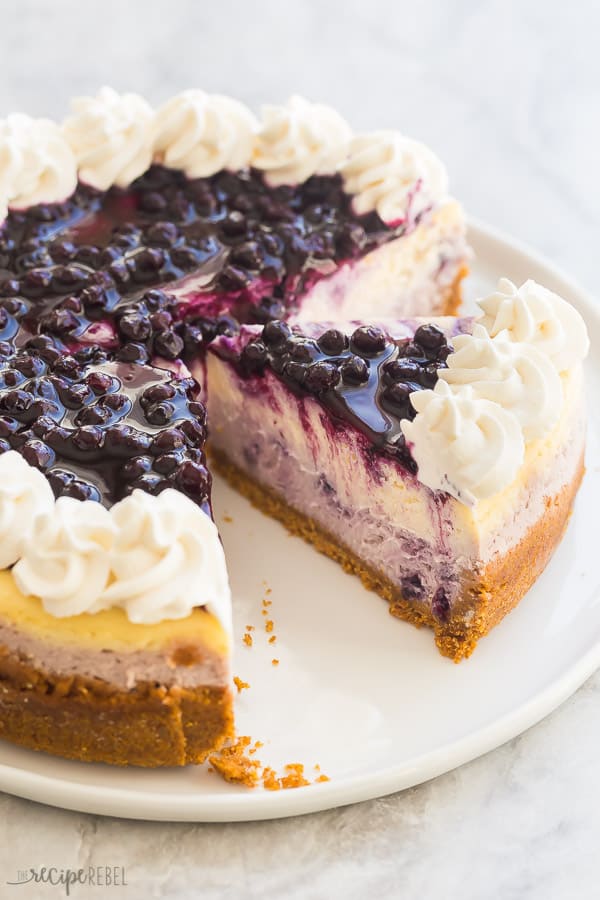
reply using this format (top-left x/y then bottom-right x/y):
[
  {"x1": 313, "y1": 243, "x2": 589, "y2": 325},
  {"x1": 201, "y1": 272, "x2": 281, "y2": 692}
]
[
  {"x1": 233, "y1": 676, "x2": 250, "y2": 693},
  {"x1": 209, "y1": 738, "x2": 329, "y2": 791},
  {"x1": 314, "y1": 763, "x2": 321, "y2": 771},
  {"x1": 268, "y1": 635, "x2": 277, "y2": 644},
  {"x1": 280, "y1": 764, "x2": 310, "y2": 789},
  {"x1": 262, "y1": 598, "x2": 272, "y2": 608},
  {"x1": 245, "y1": 624, "x2": 255, "y2": 631},
  {"x1": 242, "y1": 633, "x2": 253, "y2": 648},
  {"x1": 222, "y1": 514, "x2": 233, "y2": 523},
  {"x1": 265, "y1": 620, "x2": 274, "y2": 633},
  {"x1": 261, "y1": 608, "x2": 268, "y2": 616},
  {"x1": 262, "y1": 767, "x2": 280, "y2": 791},
  {"x1": 272, "y1": 658, "x2": 279, "y2": 666},
  {"x1": 208, "y1": 736, "x2": 261, "y2": 788}
]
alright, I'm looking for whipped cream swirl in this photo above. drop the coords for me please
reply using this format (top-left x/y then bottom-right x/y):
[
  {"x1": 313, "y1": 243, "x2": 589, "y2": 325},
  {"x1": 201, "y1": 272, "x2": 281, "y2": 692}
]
[
  {"x1": 62, "y1": 87, "x2": 154, "y2": 190},
  {"x1": 153, "y1": 90, "x2": 257, "y2": 178},
  {"x1": 253, "y1": 95, "x2": 352, "y2": 186},
  {"x1": 340, "y1": 130, "x2": 448, "y2": 224},
  {"x1": 102, "y1": 489, "x2": 231, "y2": 628},
  {"x1": 11, "y1": 481, "x2": 232, "y2": 628},
  {"x1": 13, "y1": 498, "x2": 116, "y2": 617},
  {"x1": 477, "y1": 278, "x2": 590, "y2": 373},
  {"x1": 0, "y1": 114, "x2": 77, "y2": 213},
  {"x1": 0, "y1": 452, "x2": 55, "y2": 568},
  {"x1": 439, "y1": 324, "x2": 562, "y2": 440},
  {"x1": 402, "y1": 380, "x2": 524, "y2": 505}
]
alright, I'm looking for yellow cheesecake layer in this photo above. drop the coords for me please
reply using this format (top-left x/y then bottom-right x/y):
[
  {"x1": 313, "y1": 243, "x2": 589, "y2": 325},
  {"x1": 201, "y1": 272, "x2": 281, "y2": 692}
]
[{"x1": 0, "y1": 570, "x2": 229, "y2": 655}]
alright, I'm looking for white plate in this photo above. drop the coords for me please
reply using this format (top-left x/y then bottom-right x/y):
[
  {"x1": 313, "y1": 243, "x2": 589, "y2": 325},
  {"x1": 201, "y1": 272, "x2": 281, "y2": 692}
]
[{"x1": 0, "y1": 221, "x2": 598, "y2": 822}]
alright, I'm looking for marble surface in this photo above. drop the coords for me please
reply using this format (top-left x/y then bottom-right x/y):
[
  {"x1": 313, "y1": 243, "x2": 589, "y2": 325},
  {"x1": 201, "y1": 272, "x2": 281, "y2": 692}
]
[{"x1": 0, "y1": 0, "x2": 598, "y2": 897}]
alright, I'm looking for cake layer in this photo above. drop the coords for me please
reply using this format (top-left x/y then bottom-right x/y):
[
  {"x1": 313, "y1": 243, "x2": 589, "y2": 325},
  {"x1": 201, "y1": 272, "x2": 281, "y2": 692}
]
[{"x1": 0, "y1": 572, "x2": 233, "y2": 764}]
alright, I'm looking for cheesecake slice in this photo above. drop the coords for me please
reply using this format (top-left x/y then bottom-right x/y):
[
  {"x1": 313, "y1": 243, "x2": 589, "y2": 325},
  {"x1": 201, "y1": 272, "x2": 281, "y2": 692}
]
[
  {"x1": 207, "y1": 280, "x2": 588, "y2": 660},
  {"x1": 0, "y1": 347, "x2": 233, "y2": 766},
  {"x1": 0, "y1": 572, "x2": 232, "y2": 766}
]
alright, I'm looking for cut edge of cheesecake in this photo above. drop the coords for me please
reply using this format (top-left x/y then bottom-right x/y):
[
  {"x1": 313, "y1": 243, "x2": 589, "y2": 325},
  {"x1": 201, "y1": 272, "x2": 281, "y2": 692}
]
[
  {"x1": 0, "y1": 572, "x2": 234, "y2": 766},
  {"x1": 206, "y1": 314, "x2": 587, "y2": 661}
]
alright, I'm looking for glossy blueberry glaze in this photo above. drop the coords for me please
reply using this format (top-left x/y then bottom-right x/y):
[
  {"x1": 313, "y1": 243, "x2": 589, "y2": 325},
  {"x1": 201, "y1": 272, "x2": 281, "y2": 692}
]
[
  {"x1": 213, "y1": 321, "x2": 453, "y2": 473},
  {"x1": 0, "y1": 338, "x2": 210, "y2": 511}
]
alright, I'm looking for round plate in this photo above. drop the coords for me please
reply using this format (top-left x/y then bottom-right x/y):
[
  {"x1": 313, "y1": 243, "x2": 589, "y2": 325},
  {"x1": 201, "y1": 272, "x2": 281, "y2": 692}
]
[{"x1": 0, "y1": 221, "x2": 598, "y2": 822}]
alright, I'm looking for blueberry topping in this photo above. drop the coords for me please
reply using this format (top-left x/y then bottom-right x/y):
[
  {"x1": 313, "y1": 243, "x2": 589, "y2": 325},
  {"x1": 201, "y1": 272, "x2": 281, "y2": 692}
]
[
  {"x1": 318, "y1": 329, "x2": 349, "y2": 356},
  {"x1": 351, "y1": 325, "x2": 387, "y2": 356}
]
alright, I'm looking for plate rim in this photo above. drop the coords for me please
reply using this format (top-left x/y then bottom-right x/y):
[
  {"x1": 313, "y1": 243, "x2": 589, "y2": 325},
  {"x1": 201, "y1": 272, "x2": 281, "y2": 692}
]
[{"x1": 1, "y1": 218, "x2": 598, "y2": 822}]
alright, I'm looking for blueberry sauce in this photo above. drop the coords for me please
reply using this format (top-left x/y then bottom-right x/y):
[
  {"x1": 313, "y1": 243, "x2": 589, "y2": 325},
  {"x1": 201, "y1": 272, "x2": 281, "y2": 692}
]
[
  {"x1": 0, "y1": 167, "x2": 404, "y2": 510},
  {"x1": 0, "y1": 167, "x2": 400, "y2": 353},
  {"x1": 0, "y1": 339, "x2": 211, "y2": 512},
  {"x1": 218, "y1": 321, "x2": 452, "y2": 473}
]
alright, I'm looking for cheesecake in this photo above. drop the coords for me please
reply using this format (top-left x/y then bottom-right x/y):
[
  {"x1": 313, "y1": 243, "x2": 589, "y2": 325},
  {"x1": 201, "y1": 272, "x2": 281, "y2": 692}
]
[
  {"x1": 207, "y1": 284, "x2": 588, "y2": 660},
  {"x1": 0, "y1": 87, "x2": 588, "y2": 768}
]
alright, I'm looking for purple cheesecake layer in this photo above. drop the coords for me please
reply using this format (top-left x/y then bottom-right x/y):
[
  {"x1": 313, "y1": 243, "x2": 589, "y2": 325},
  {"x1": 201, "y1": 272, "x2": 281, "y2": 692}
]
[
  {"x1": 207, "y1": 318, "x2": 477, "y2": 622},
  {"x1": 209, "y1": 317, "x2": 472, "y2": 468},
  {"x1": 0, "y1": 618, "x2": 229, "y2": 690},
  {"x1": 206, "y1": 356, "x2": 476, "y2": 621}
]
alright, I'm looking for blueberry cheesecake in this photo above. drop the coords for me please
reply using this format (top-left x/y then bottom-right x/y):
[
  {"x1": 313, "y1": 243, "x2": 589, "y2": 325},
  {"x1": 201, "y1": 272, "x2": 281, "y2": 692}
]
[
  {"x1": 0, "y1": 88, "x2": 588, "y2": 766},
  {"x1": 207, "y1": 279, "x2": 588, "y2": 660}
]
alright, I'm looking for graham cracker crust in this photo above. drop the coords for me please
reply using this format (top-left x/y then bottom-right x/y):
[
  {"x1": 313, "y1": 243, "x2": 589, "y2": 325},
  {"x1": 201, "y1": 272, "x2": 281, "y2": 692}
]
[
  {"x1": 211, "y1": 449, "x2": 585, "y2": 662},
  {"x1": 0, "y1": 648, "x2": 234, "y2": 766},
  {"x1": 441, "y1": 264, "x2": 468, "y2": 316}
]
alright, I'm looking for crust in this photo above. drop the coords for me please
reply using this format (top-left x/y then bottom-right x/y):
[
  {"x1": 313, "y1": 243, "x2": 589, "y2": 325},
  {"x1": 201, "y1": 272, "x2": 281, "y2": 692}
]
[
  {"x1": 211, "y1": 449, "x2": 584, "y2": 662},
  {"x1": 441, "y1": 264, "x2": 468, "y2": 316},
  {"x1": 0, "y1": 648, "x2": 234, "y2": 766}
]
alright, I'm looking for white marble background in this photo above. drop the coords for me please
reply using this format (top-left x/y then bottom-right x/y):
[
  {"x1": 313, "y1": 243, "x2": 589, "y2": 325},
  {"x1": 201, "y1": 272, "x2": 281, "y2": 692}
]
[{"x1": 0, "y1": 1, "x2": 598, "y2": 897}]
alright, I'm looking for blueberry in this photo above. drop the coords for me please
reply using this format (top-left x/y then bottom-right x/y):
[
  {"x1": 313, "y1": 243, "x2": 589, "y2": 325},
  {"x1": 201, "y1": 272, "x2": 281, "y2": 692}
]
[
  {"x1": 72, "y1": 426, "x2": 104, "y2": 451},
  {"x1": 146, "y1": 222, "x2": 179, "y2": 247},
  {"x1": 154, "y1": 452, "x2": 180, "y2": 474},
  {"x1": 122, "y1": 456, "x2": 153, "y2": 479},
  {"x1": 151, "y1": 428, "x2": 186, "y2": 454},
  {"x1": 318, "y1": 329, "x2": 348, "y2": 356},
  {"x1": 414, "y1": 324, "x2": 445, "y2": 350},
  {"x1": 75, "y1": 404, "x2": 112, "y2": 426},
  {"x1": 86, "y1": 372, "x2": 120, "y2": 395},
  {"x1": 304, "y1": 361, "x2": 340, "y2": 393},
  {"x1": 62, "y1": 480, "x2": 101, "y2": 502},
  {"x1": 119, "y1": 313, "x2": 152, "y2": 342},
  {"x1": 218, "y1": 265, "x2": 250, "y2": 291},
  {"x1": 240, "y1": 340, "x2": 268, "y2": 375},
  {"x1": 104, "y1": 424, "x2": 152, "y2": 456},
  {"x1": 0, "y1": 390, "x2": 32, "y2": 413},
  {"x1": 381, "y1": 382, "x2": 413, "y2": 415},
  {"x1": 142, "y1": 383, "x2": 176, "y2": 406},
  {"x1": 231, "y1": 241, "x2": 264, "y2": 269},
  {"x1": 140, "y1": 191, "x2": 167, "y2": 213},
  {"x1": 116, "y1": 342, "x2": 150, "y2": 364},
  {"x1": 179, "y1": 419, "x2": 206, "y2": 446},
  {"x1": 262, "y1": 320, "x2": 291, "y2": 347},
  {"x1": 154, "y1": 329, "x2": 184, "y2": 360},
  {"x1": 384, "y1": 359, "x2": 421, "y2": 382},
  {"x1": 173, "y1": 460, "x2": 210, "y2": 501},
  {"x1": 351, "y1": 326, "x2": 387, "y2": 356},
  {"x1": 340, "y1": 355, "x2": 369, "y2": 385},
  {"x1": 146, "y1": 401, "x2": 175, "y2": 426}
]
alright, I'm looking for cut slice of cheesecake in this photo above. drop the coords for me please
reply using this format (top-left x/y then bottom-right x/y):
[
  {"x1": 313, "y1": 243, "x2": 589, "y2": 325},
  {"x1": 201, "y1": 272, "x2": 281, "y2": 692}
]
[
  {"x1": 0, "y1": 347, "x2": 234, "y2": 766},
  {"x1": 0, "y1": 571, "x2": 232, "y2": 766},
  {"x1": 207, "y1": 295, "x2": 587, "y2": 661}
]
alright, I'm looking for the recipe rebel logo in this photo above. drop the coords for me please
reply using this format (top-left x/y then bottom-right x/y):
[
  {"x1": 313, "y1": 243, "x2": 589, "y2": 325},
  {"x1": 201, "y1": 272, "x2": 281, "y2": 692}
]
[{"x1": 6, "y1": 866, "x2": 128, "y2": 895}]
